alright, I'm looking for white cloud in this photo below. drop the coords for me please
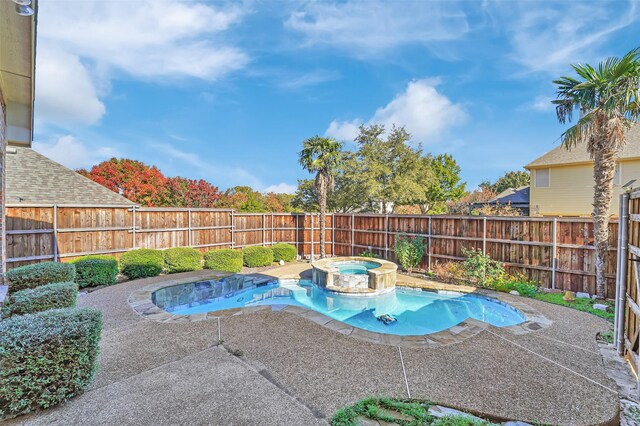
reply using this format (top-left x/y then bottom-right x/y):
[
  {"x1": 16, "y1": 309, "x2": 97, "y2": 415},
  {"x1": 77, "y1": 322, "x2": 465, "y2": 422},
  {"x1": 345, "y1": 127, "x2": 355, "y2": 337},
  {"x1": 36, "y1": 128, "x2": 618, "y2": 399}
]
[
  {"x1": 263, "y1": 183, "x2": 297, "y2": 194},
  {"x1": 529, "y1": 95, "x2": 555, "y2": 112},
  {"x1": 326, "y1": 79, "x2": 466, "y2": 143},
  {"x1": 35, "y1": 49, "x2": 106, "y2": 126},
  {"x1": 277, "y1": 70, "x2": 341, "y2": 90},
  {"x1": 285, "y1": 1, "x2": 468, "y2": 56},
  {"x1": 494, "y1": 1, "x2": 639, "y2": 75},
  {"x1": 33, "y1": 135, "x2": 118, "y2": 170},
  {"x1": 35, "y1": 0, "x2": 248, "y2": 127}
]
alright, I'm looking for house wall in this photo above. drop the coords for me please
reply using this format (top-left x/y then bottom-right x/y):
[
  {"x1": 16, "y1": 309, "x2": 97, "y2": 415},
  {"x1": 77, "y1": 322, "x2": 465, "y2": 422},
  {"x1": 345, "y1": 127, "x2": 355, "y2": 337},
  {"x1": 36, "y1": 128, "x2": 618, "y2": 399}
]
[
  {"x1": 529, "y1": 160, "x2": 640, "y2": 216},
  {"x1": 0, "y1": 90, "x2": 5, "y2": 275}
]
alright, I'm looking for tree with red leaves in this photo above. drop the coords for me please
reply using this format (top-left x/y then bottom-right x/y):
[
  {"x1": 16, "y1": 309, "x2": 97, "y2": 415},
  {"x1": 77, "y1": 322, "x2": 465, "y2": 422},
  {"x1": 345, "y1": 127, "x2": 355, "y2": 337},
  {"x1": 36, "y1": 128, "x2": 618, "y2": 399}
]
[{"x1": 165, "y1": 177, "x2": 221, "y2": 208}]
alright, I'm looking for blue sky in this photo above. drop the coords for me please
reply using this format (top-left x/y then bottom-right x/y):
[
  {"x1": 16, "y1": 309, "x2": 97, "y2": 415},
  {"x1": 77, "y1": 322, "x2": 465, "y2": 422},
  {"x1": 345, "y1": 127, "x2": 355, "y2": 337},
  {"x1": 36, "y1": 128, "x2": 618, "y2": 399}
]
[{"x1": 32, "y1": 0, "x2": 640, "y2": 193}]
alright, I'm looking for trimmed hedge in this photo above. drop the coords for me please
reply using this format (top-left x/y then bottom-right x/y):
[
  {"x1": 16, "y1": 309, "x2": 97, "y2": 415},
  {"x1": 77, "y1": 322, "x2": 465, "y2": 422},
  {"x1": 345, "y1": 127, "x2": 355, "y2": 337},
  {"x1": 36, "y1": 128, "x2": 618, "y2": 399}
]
[
  {"x1": 3, "y1": 282, "x2": 78, "y2": 317},
  {"x1": 71, "y1": 256, "x2": 119, "y2": 288},
  {"x1": 271, "y1": 243, "x2": 297, "y2": 262},
  {"x1": 0, "y1": 308, "x2": 103, "y2": 419},
  {"x1": 164, "y1": 247, "x2": 203, "y2": 274},
  {"x1": 119, "y1": 249, "x2": 165, "y2": 279},
  {"x1": 204, "y1": 249, "x2": 243, "y2": 273},
  {"x1": 242, "y1": 246, "x2": 274, "y2": 267},
  {"x1": 6, "y1": 262, "x2": 76, "y2": 294}
]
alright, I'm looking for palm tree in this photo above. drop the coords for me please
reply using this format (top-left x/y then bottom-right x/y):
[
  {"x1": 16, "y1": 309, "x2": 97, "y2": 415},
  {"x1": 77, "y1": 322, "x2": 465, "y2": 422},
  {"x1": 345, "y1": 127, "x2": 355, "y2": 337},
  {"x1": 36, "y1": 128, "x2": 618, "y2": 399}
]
[
  {"x1": 299, "y1": 136, "x2": 343, "y2": 258},
  {"x1": 553, "y1": 47, "x2": 640, "y2": 298}
]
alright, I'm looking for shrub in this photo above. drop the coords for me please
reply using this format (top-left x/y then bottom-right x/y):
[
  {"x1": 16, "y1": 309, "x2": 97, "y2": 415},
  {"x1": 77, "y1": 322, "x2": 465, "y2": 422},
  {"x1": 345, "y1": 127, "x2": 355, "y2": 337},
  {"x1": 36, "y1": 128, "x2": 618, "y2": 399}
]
[
  {"x1": 3, "y1": 282, "x2": 78, "y2": 317},
  {"x1": 0, "y1": 308, "x2": 103, "y2": 419},
  {"x1": 393, "y1": 235, "x2": 425, "y2": 272},
  {"x1": 242, "y1": 246, "x2": 274, "y2": 267},
  {"x1": 271, "y1": 243, "x2": 297, "y2": 262},
  {"x1": 119, "y1": 248, "x2": 165, "y2": 279},
  {"x1": 71, "y1": 256, "x2": 118, "y2": 288},
  {"x1": 6, "y1": 262, "x2": 76, "y2": 294},
  {"x1": 461, "y1": 248, "x2": 504, "y2": 286},
  {"x1": 359, "y1": 250, "x2": 380, "y2": 259},
  {"x1": 164, "y1": 247, "x2": 203, "y2": 273},
  {"x1": 204, "y1": 249, "x2": 243, "y2": 273}
]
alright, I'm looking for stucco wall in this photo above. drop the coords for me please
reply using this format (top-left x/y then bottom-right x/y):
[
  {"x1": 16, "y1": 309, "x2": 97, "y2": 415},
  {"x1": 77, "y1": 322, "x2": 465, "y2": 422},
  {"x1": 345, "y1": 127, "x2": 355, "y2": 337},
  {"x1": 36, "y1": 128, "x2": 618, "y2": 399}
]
[
  {"x1": 0, "y1": 90, "x2": 5, "y2": 275},
  {"x1": 529, "y1": 160, "x2": 640, "y2": 216}
]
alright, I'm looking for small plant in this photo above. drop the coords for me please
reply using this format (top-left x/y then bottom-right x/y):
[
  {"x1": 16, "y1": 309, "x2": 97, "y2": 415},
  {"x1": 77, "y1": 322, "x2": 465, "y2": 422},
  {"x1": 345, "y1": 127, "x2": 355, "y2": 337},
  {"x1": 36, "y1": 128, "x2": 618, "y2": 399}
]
[
  {"x1": 6, "y1": 262, "x2": 76, "y2": 294},
  {"x1": 271, "y1": 243, "x2": 297, "y2": 262},
  {"x1": 0, "y1": 308, "x2": 103, "y2": 420},
  {"x1": 164, "y1": 247, "x2": 203, "y2": 273},
  {"x1": 432, "y1": 261, "x2": 466, "y2": 284},
  {"x1": 119, "y1": 248, "x2": 165, "y2": 279},
  {"x1": 71, "y1": 256, "x2": 119, "y2": 288},
  {"x1": 359, "y1": 250, "x2": 380, "y2": 259},
  {"x1": 242, "y1": 246, "x2": 274, "y2": 268},
  {"x1": 393, "y1": 235, "x2": 425, "y2": 272},
  {"x1": 204, "y1": 249, "x2": 243, "y2": 273},
  {"x1": 461, "y1": 248, "x2": 504, "y2": 286},
  {"x1": 3, "y1": 282, "x2": 78, "y2": 317}
]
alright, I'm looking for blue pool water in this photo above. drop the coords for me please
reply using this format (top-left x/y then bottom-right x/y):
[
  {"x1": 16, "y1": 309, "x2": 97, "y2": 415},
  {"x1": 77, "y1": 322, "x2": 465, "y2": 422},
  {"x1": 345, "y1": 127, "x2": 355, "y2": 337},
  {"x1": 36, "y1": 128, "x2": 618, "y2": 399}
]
[
  {"x1": 330, "y1": 260, "x2": 380, "y2": 275},
  {"x1": 153, "y1": 278, "x2": 525, "y2": 336}
]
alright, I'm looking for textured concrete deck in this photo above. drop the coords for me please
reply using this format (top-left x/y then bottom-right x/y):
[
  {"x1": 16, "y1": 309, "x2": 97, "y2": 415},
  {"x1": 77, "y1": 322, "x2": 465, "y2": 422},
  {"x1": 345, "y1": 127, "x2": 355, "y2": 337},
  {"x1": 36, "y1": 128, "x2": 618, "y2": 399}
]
[{"x1": 7, "y1": 265, "x2": 620, "y2": 425}]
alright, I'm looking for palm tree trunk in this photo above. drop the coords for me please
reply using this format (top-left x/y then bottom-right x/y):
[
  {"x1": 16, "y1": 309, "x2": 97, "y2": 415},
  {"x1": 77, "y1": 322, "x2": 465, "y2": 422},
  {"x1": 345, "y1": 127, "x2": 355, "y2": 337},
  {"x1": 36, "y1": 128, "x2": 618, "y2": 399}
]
[
  {"x1": 319, "y1": 179, "x2": 327, "y2": 259},
  {"x1": 592, "y1": 148, "x2": 617, "y2": 298}
]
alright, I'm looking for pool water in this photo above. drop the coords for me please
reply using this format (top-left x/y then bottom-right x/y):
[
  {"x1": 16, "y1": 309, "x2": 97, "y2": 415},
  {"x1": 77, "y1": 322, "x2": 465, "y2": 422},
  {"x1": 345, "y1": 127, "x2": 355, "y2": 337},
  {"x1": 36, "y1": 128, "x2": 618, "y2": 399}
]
[
  {"x1": 154, "y1": 279, "x2": 525, "y2": 336},
  {"x1": 330, "y1": 260, "x2": 380, "y2": 275}
]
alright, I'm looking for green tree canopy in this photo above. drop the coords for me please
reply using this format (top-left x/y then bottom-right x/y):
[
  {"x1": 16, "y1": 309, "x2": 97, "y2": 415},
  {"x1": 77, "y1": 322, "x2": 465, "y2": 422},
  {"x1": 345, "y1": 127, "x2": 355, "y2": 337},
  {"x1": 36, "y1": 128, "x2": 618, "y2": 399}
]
[
  {"x1": 480, "y1": 170, "x2": 530, "y2": 194},
  {"x1": 420, "y1": 154, "x2": 466, "y2": 214}
]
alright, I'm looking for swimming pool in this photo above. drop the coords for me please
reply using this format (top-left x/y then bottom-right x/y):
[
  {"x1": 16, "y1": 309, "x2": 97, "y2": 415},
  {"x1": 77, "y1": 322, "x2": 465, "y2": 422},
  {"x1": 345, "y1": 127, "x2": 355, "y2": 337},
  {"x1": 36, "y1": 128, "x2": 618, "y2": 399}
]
[{"x1": 152, "y1": 278, "x2": 525, "y2": 336}]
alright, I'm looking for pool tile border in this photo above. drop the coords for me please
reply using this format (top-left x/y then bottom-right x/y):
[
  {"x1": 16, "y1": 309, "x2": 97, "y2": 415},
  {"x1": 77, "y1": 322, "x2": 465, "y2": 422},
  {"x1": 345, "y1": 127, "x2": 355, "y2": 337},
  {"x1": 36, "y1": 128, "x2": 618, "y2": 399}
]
[{"x1": 127, "y1": 273, "x2": 551, "y2": 349}]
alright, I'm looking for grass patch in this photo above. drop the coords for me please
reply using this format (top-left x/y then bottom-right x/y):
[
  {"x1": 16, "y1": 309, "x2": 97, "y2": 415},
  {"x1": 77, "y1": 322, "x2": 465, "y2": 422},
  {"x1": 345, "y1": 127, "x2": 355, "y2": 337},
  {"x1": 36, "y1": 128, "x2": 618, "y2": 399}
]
[
  {"x1": 531, "y1": 292, "x2": 614, "y2": 322},
  {"x1": 330, "y1": 397, "x2": 496, "y2": 426}
]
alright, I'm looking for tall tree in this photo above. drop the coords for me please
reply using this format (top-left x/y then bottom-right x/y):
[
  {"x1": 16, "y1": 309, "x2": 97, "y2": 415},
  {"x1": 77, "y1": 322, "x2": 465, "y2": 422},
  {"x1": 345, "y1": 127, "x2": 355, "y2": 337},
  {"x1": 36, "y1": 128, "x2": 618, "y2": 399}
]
[
  {"x1": 422, "y1": 154, "x2": 466, "y2": 214},
  {"x1": 165, "y1": 177, "x2": 221, "y2": 208},
  {"x1": 298, "y1": 136, "x2": 343, "y2": 258},
  {"x1": 553, "y1": 47, "x2": 640, "y2": 298},
  {"x1": 480, "y1": 170, "x2": 530, "y2": 194}
]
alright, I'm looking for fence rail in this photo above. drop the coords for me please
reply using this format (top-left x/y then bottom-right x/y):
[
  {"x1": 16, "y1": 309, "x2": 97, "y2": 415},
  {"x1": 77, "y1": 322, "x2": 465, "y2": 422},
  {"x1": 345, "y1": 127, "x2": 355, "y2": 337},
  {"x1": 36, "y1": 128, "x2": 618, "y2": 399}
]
[{"x1": 5, "y1": 205, "x2": 617, "y2": 297}]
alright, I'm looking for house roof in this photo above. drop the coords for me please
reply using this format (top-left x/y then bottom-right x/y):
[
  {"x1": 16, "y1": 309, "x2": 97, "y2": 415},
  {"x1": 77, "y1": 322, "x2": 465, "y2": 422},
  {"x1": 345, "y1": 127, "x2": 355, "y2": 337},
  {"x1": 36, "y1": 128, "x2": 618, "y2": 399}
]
[
  {"x1": 526, "y1": 125, "x2": 640, "y2": 168},
  {"x1": 488, "y1": 186, "x2": 530, "y2": 206},
  {"x1": 6, "y1": 147, "x2": 135, "y2": 206}
]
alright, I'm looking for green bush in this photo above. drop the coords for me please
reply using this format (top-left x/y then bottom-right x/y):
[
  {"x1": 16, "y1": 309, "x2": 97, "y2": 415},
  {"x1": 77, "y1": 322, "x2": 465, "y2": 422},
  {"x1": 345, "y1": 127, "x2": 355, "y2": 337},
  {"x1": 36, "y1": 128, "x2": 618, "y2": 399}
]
[
  {"x1": 164, "y1": 247, "x2": 203, "y2": 273},
  {"x1": 271, "y1": 243, "x2": 296, "y2": 262},
  {"x1": 461, "y1": 248, "x2": 504, "y2": 286},
  {"x1": 393, "y1": 235, "x2": 425, "y2": 272},
  {"x1": 119, "y1": 248, "x2": 165, "y2": 279},
  {"x1": 6, "y1": 262, "x2": 76, "y2": 294},
  {"x1": 71, "y1": 256, "x2": 118, "y2": 288},
  {"x1": 0, "y1": 308, "x2": 103, "y2": 419},
  {"x1": 242, "y1": 246, "x2": 274, "y2": 267},
  {"x1": 3, "y1": 282, "x2": 78, "y2": 317},
  {"x1": 204, "y1": 249, "x2": 243, "y2": 272}
]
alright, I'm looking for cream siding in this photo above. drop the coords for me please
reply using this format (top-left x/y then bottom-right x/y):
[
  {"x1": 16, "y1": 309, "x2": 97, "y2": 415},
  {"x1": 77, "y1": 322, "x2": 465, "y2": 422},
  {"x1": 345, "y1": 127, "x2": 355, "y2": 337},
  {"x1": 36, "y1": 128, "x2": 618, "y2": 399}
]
[{"x1": 529, "y1": 159, "x2": 640, "y2": 216}]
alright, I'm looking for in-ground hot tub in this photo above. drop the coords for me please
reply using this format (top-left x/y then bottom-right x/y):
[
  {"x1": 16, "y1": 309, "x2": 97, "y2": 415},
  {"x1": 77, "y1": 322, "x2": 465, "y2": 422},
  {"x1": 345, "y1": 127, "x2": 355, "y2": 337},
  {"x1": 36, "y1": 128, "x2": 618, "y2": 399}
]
[{"x1": 311, "y1": 256, "x2": 397, "y2": 295}]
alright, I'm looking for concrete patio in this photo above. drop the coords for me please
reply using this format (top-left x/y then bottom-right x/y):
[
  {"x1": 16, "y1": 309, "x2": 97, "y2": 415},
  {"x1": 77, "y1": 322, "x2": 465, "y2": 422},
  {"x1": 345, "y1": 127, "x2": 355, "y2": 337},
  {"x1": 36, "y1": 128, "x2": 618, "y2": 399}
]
[{"x1": 6, "y1": 264, "x2": 621, "y2": 425}]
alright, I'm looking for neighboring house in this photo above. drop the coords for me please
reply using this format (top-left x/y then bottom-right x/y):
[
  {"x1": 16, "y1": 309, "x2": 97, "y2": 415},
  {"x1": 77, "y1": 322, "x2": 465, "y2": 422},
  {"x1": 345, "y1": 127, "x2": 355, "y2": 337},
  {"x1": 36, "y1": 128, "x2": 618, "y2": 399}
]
[
  {"x1": 6, "y1": 147, "x2": 134, "y2": 205},
  {"x1": 526, "y1": 125, "x2": 640, "y2": 217},
  {"x1": 470, "y1": 186, "x2": 530, "y2": 215},
  {"x1": 1, "y1": 0, "x2": 37, "y2": 273}
]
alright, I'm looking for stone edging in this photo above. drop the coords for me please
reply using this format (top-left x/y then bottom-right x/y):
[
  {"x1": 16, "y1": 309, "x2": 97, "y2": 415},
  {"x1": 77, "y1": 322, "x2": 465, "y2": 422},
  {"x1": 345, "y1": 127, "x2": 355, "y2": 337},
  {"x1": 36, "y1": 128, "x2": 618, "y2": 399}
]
[{"x1": 128, "y1": 274, "x2": 551, "y2": 349}]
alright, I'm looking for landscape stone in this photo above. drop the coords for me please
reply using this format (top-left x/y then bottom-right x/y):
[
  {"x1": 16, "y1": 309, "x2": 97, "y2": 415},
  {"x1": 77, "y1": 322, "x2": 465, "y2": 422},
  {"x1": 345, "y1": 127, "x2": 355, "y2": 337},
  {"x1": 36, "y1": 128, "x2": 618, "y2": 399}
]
[
  {"x1": 593, "y1": 303, "x2": 608, "y2": 311},
  {"x1": 576, "y1": 292, "x2": 591, "y2": 299},
  {"x1": 509, "y1": 290, "x2": 520, "y2": 296}
]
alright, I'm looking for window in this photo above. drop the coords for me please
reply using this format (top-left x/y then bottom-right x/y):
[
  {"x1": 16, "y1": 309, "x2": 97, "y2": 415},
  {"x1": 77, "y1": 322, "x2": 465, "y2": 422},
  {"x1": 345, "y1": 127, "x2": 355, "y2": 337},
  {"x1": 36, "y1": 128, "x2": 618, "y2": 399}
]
[
  {"x1": 614, "y1": 163, "x2": 622, "y2": 185},
  {"x1": 535, "y1": 168, "x2": 550, "y2": 188}
]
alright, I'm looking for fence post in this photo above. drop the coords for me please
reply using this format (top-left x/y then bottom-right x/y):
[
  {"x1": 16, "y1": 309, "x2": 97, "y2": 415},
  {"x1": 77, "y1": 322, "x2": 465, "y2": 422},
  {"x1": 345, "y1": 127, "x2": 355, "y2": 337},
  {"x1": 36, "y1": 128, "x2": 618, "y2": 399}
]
[
  {"x1": 132, "y1": 206, "x2": 137, "y2": 250},
  {"x1": 482, "y1": 217, "x2": 487, "y2": 254},
  {"x1": 310, "y1": 214, "x2": 315, "y2": 261},
  {"x1": 295, "y1": 214, "x2": 299, "y2": 257},
  {"x1": 552, "y1": 218, "x2": 557, "y2": 290},
  {"x1": 53, "y1": 205, "x2": 58, "y2": 262},
  {"x1": 427, "y1": 216, "x2": 432, "y2": 271},
  {"x1": 230, "y1": 210, "x2": 235, "y2": 249},
  {"x1": 385, "y1": 214, "x2": 389, "y2": 259},
  {"x1": 331, "y1": 213, "x2": 335, "y2": 257},
  {"x1": 351, "y1": 214, "x2": 355, "y2": 256},
  {"x1": 187, "y1": 209, "x2": 192, "y2": 246},
  {"x1": 616, "y1": 192, "x2": 630, "y2": 355},
  {"x1": 271, "y1": 213, "x2": 274, "y2": 246},
  {"x1": 262, "y1": 214, "x2": 266, "y2": 246}
]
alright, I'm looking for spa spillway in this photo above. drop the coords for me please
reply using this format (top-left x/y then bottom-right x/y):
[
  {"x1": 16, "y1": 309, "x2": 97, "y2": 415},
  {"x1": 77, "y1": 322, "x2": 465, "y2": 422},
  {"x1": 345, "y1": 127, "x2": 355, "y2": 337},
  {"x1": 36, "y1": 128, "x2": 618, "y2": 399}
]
[{"x1": 311, "y1": 256, "x2": 397, "y2": 295}]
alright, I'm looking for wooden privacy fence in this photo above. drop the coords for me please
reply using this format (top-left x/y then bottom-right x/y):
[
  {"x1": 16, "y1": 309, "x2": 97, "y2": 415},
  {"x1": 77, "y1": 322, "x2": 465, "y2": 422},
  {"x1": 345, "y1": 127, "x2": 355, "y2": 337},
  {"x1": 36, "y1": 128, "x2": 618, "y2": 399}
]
[{"x1": 6, "y1": 205, "x2": 617, "y2": 297}]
